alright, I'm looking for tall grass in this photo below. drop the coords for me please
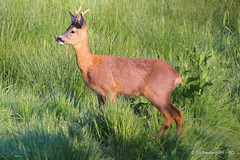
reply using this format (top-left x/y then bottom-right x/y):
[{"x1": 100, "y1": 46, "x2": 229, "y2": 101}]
[{"x1": 0, "y1": 0, "x2": 240, "y2": 159}]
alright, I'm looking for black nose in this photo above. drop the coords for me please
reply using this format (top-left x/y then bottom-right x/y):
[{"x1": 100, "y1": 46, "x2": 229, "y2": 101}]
[
  {"x1": 56, "y1": 37, "x2": 61, "y2": 41},
  {"x1": 56, "y1": 37, "x2": 65, "y2": 43}
]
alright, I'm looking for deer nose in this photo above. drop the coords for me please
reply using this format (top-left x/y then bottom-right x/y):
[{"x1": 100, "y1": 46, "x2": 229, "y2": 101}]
[{"x1": 56, "y1": 37, "x2": 65, "y2": 44}]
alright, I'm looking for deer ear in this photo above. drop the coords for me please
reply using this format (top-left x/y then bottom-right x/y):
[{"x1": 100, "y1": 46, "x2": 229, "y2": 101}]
[
  {"x1": 79, "y1": 13, "x2": 83, "y2": 28},
  {"x1": 69, "y1": 11, "x2": 75, "y2": 22}
]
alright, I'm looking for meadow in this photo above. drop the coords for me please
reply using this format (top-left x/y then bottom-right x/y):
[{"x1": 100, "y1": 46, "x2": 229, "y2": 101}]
[{"x1": 0, "y1": 0, "x2": 240, "y2": 159}]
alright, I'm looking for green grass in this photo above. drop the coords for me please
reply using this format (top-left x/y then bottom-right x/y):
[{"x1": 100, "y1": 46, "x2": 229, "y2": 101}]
[{"x1": 0, "y1": 0, "x2": 240, "y2": 159}]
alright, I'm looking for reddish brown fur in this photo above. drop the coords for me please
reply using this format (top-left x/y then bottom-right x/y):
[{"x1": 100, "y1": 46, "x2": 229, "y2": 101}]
[{"x1": 56, "y1": 12, "x2": 182, "y2": 137}]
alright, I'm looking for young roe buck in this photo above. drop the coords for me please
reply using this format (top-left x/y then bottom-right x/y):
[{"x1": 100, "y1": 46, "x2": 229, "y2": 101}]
[{"x1": 56, "y1": 6, "x2": 182, "y2": 137}]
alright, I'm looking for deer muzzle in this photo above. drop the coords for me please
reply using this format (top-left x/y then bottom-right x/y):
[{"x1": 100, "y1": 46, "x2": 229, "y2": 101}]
[{"x1": 56, "y1": 36, "x2": 65, "y2": 44}]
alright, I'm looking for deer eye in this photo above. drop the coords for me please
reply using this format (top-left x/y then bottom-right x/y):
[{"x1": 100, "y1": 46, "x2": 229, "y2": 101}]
[{"x1": 70, "y1": 30, "x2": 76, "y2": 34}]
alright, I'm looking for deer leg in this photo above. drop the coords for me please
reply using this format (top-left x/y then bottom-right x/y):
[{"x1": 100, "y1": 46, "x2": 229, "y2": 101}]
[
  {"x1": 107, "y1": 92, "x2": 116, "y2": 105},
  {"x1": 172, "y1": 104, "x2": 182, "y2": 136},
  {"x1": 145, "y1": 93, "x2": 182, "y2": 137},
  {"x1": 165, "y1": 99, "x2": 182, "y2": 136},
  {"x1": 157, "y1": 111, "x2": 174, "y2": 137},
  {"x1": 97, "y1": 92, "x2": 116, "y2": 108},
  {"x1": 97, "y1": 94, "x2": 106, "y2": 108},
  {"x1": 157, "y1": 102, "x2": 182, "y2": 137}
]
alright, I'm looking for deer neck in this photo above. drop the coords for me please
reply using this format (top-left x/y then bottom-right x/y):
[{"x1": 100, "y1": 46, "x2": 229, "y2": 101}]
[{"x1": 73, "y1": 31, "x2": 93, "y2": 74}]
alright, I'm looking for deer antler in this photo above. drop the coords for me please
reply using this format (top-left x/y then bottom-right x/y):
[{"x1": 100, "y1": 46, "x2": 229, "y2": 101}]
[
  {"x1": 74, "y1": 6, "x2": 89, "y2": 16},
  {"x1": 82, "y1": 9, "x2": 90, "y2": 16},
  {"x1": 69, "y1": 6, "x2": 89, "y2": 23},
  {"x1": 75, "y1": 6, "x2": 82, "y2": 16}
]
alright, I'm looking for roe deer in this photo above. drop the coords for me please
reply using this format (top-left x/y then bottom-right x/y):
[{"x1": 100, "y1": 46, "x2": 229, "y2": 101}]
[{"x1": 56, "y1": 6, "x2": 182, "y2": 137}]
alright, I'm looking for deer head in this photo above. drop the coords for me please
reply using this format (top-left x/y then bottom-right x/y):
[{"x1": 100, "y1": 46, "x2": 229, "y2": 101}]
[{"x1": 56, "y1": 6, "x2": 89, "y2": 45}]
